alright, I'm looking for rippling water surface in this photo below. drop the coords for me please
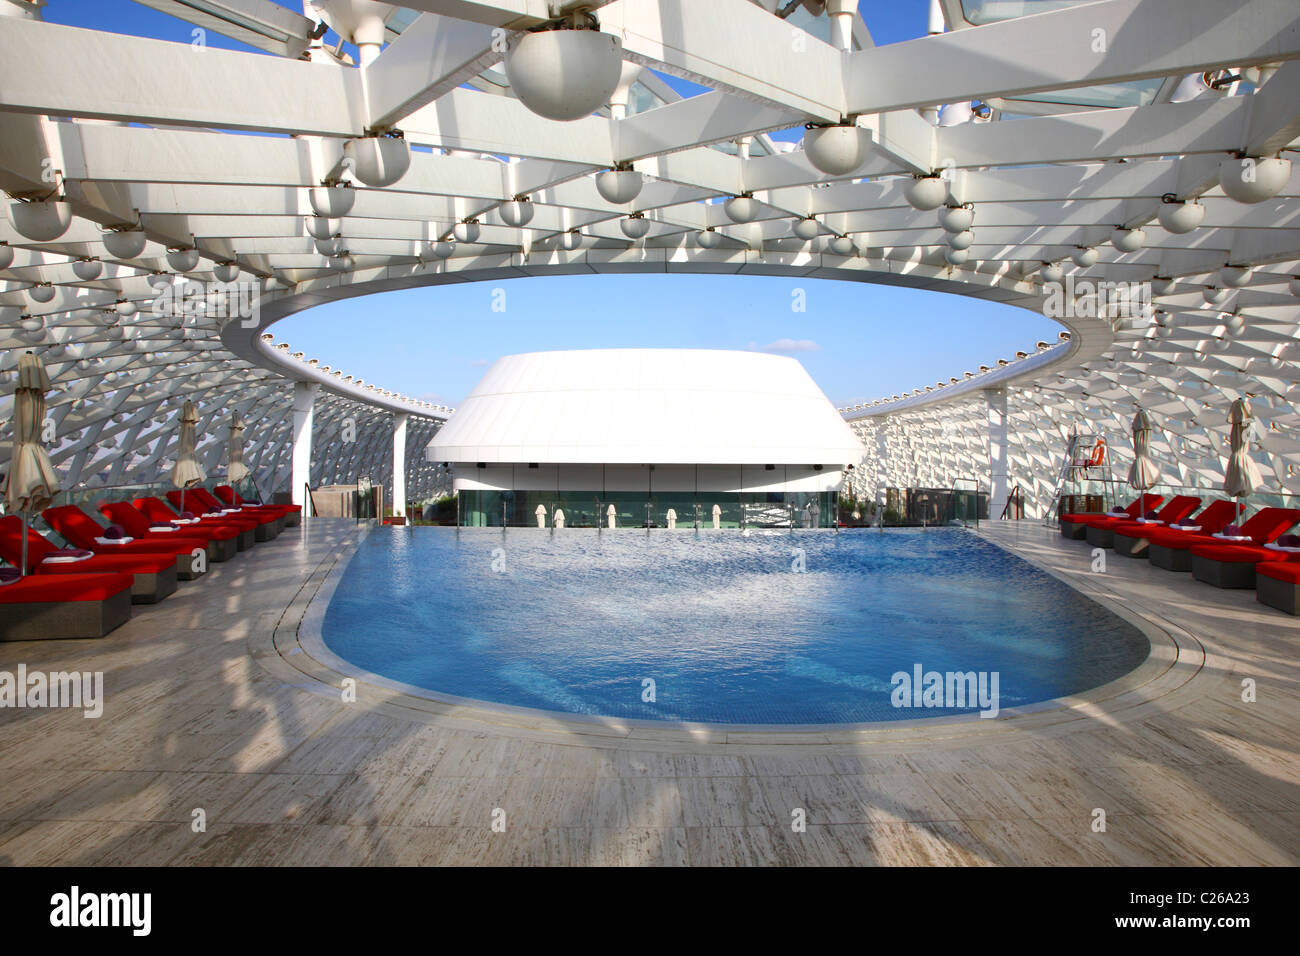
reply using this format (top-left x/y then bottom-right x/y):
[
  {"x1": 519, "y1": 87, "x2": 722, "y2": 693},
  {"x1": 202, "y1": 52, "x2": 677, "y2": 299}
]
[{"x1": 321, "y1": 527, "x2": 1149, "y2": 724}]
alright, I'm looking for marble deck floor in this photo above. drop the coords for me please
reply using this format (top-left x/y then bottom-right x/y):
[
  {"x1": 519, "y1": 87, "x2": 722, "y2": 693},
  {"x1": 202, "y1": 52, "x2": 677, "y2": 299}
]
[{"x1": 0, "y1": 518, "x2": 1296, "y2": 866}]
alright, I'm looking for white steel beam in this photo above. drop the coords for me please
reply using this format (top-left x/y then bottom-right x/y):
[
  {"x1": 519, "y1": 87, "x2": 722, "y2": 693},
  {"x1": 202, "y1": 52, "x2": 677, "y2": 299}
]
[
  {"x1": 0, "y1": 18, "x2": 363, "y2": 135},
  {"x1": 388, "y1": 0, "x2": 554, "y2": 30},
  {"x1": 363, "y1": 13, "x2": 502, "y2": 129},
  {"x1": 599, "y1": 0, "x2": 846, "y2": 122},
  {"x1": 613, "y1": 92, "x2": 801, "y2": 163},
  {"x1": 846, "y1": 0, "x2": 1300, "y2": 116},
  {"x1": 130, "y1": 0, "x2": 315, "y2": 58}
]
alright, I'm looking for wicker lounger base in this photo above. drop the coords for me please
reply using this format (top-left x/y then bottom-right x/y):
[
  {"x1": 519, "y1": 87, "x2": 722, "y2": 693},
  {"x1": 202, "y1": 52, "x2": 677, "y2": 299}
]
[
  {"x1": 0, "y1": 587, "x2": 132, "y2": 641},
  {"x1": 1148, "y1": 543, "x2": 1195, "y2": 572},
  {"x1": 208, "y1": 537, "x2": 238, "y2": 562},
  {"x1": 128, "y1": 566, "x2": 178, "y2": 603},
  {"x1": 1257, "y1": 573, "x2": 1299, "y2": 615},
  {"x1": 176, "y1": 550, "x2": 206, "y2": 580},
  {"x1": 1112, "y1": 532, "x2": 1151, "y2": 558},
  {"x1": 1191, "y1": 555, "x2": 1258, "y2": 589},
  {"x1": 1084, "y1": 525, "x2": 1116, "y2": 549}
]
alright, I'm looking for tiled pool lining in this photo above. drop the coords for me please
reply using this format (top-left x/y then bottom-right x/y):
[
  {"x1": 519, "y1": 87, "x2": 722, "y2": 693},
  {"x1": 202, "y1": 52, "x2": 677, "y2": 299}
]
[{"x1": 257, "y1": 524, "x2": 1202, "y2": 751}]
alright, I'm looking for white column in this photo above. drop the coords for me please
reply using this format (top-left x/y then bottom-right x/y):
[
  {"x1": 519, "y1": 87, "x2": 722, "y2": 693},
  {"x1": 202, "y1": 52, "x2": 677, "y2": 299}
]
[
  {"x1": 918, "y1": 0, "x2": 945, "y2": 124},
  {"x1": 826, "y1": 0, "x2": 856, "y2": 52},
  {"x1": 874, "y1": 418, "x2": 890, "y2": 521},
  {"x1": 928, "y1": 0, "x2": 945, "y2": 35},
  {"x1": 392, "y1": 412, "x2": 408, "y2": 517},
  {"x1": 354, "y1": 15, "x2": 385, "y2": 66},
  {"x1": 608, "y1": 62, "x2": 642, "y2": 121},
  {"x1": 291, "y1": 381, "x2": 317, "y2": 507},
  {"x1": 986, "y1": 387, "x2": 1009, "y2": 520},
  {"x1": 302, "y1": 1, "x2": 326, "y2": 62}
]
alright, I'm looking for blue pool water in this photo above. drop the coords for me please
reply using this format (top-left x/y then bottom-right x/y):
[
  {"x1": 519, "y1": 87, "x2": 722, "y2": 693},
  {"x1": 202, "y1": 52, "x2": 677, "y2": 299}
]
[{"x1": 321, "y1": 527, "x2": 1149, "y2": 725}]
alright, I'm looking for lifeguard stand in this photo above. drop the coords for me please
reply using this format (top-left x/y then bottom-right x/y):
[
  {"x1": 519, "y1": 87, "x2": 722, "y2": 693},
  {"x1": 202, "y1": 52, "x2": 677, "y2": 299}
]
[{"x1": 1047, "y1": 427, "x2": 1115, "y2": 525}]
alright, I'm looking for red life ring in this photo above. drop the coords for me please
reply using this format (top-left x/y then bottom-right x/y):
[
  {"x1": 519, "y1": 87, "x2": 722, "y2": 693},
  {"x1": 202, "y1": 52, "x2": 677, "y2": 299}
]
[{"x1": 1087, "y1": 438, "x2": 1107, "y2": 467}]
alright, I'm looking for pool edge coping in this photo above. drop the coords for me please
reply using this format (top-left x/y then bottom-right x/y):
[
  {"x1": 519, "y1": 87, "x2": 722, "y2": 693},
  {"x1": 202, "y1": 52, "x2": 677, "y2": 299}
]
[{"x1": 248, "y1": 524, "x2": 1207, "y2": 752}]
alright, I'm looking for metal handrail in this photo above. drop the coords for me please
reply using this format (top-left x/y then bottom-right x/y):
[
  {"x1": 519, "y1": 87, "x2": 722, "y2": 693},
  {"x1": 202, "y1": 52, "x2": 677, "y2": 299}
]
[
  {"x1": 41, "y1": 475, "x2": 268, "y2": 512},
  {"x1": 1001, "y1": 485, "x2": 1025, "y2": 520}
]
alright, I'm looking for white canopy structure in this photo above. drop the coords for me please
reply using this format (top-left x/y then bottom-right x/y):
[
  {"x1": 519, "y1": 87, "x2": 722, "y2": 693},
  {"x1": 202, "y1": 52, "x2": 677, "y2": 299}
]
[
  {"x1": 0, "y1": 0, "x2": 1296, "y2": 514},
  {"x1": 428, "y1": 349, "x2": 864, "y2": 467}
]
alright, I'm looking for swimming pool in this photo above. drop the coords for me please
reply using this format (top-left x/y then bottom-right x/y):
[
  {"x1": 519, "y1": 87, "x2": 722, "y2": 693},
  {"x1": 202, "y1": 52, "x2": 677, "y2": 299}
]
[{"x1": 320, "y1": 527, "x2": 1150, "y2": 725}]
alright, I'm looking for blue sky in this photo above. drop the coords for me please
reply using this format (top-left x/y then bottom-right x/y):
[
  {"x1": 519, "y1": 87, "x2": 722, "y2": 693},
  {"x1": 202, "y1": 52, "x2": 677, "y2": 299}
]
[
  {"x1": 274, "y1": 275, "x2": 1053, "y2": 408},
  {"x1": 47, "y1": 2, "x2": 1055, "y2": 406},
  {"x1": 43, "y1": 0, "x2": 934, "y2": 54}
]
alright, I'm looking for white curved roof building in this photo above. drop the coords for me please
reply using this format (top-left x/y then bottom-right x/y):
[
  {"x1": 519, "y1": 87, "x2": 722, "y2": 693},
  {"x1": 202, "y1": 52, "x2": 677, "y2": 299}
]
[{"x1": 428, "y1": 349, "x2": 865, "y2": 467}]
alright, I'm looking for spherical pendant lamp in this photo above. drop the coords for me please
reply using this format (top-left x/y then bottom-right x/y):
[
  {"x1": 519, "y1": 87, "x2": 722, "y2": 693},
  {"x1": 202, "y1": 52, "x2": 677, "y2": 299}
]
[
  {"x1": 8, "y1": 199, "x2": 72, "y2": 242},
  {"x1": 504, "y1": 26, "x2": 623, "y2": 122},
  {"x1": 803, "y1": 122, "x2": 868, "y2": 177}
]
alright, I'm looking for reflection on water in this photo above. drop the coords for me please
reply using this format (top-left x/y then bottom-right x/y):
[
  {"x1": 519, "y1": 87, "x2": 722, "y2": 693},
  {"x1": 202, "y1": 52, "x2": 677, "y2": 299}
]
[{"x1": 321, "y1": 527, "x2": 1149, "y2": 724}]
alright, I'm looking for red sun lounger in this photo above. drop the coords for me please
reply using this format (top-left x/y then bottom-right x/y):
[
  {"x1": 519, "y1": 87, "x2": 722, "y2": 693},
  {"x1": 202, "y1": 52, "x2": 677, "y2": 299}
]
[
  {"x1": 166, "y1": 489, "x2": 277, "y2": 542},
  {"x1": 1059, "y1": 497, "x2": 1158, "y2": 540},
  {"x1": 43, "y1": 505, "x2": 209, "y2": 580},
  {"x1": 183, "y1": 487, "x2": 282, "y2": 539},
  {"x1": 0, "y1": 516, "x2": 178, "y2": 604},
  {"x1": 1188, "y1": 508, "x2": 1300, "y2": 588},
  {"x1": 214, "y1": 485, "x2": 300, "y2": 527},
  {"x1": 1256, "y1": 561, "x2": 1300, "y2": 615},
  {"x1": 1114, "y1": 499, "x2": 1240, "y2": 560},
  {"x1": 0, "y1": 571, "x2": 135, "y2": 641},
  {"x1": 133, "y1": 497, "x2": 255, "y2": 552},
  {"x1": 98, "y1": 501, "x2": 240, "y2": 562},
  {"x1": 1084, "y1": 494, "x2": 1191, "y2": 549}
]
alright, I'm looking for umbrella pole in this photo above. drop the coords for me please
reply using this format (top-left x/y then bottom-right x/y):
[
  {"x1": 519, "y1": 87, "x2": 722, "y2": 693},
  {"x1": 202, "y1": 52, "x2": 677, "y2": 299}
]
[
  {"x1": 20, "y1": 510, "x2": 28, "y2": 578},
  {"x1": 180, "y1": 488, "x2": 185, "y2": 514}
]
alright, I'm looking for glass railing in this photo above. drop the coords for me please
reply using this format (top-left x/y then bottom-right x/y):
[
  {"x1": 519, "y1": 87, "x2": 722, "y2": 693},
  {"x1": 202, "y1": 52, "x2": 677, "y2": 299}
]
[
  {"x1": 1051, "y1": 474, "x2": 1121, "y2": 523},
  {"x1": 9, "y1": 477, "x2": 269, "y2": 545},
  {"x1": 876, "y1": 486, "x2": 989, "y2": 527},
  {"x1": 454, "y1": 489, "x2": 840, "y2": 529},
  {"x1": 950, "y1": 478, "x2": 981, "y2": 529},
  {"x1": 356, "y1": 484, "x2": 378, "y2": 521}
]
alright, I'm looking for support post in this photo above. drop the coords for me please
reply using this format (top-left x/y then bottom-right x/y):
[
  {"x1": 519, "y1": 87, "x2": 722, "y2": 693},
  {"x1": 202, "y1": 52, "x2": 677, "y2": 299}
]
[
  {"x1": 291, "y1": 381, "x2": 317, "y2": 507},
  {"x1": 874, "y1": 418, "x2": 889, "y2": 524},
  {"x1": 392, "y1": 411, "x2": 408, "y2": 517},
  {"x1": 826, "y1": 0, "x2": 855, "y2": 51},
  {"x1": 986, "y1": 387, "x2": 1009, "y2": 521}
]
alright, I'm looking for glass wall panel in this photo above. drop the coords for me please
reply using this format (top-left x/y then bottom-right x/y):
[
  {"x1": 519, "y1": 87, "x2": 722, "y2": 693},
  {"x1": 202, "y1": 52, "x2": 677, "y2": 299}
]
[{"x1": 453, "y1": 489, "x2": 839, "y2": 529}]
